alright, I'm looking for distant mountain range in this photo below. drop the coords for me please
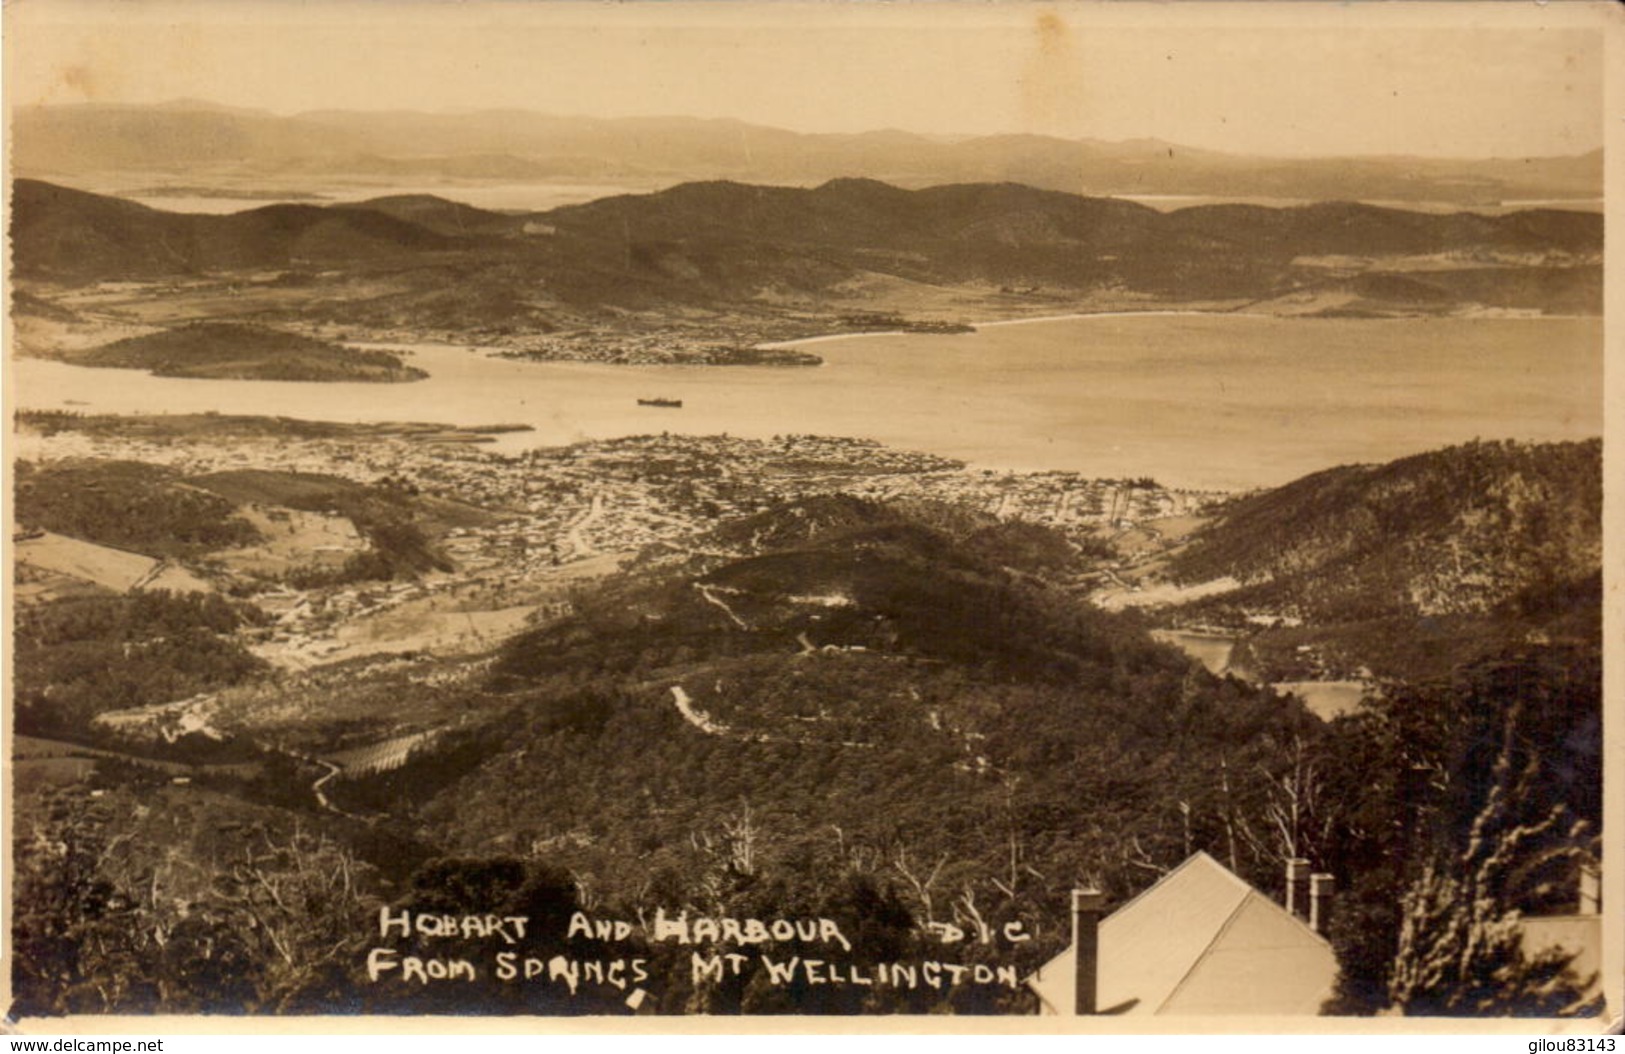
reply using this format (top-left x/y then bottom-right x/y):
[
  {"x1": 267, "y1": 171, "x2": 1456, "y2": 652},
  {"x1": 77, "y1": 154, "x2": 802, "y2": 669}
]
[
  {"x1": 11, "y1": 102, "x2": 1603, "y2": 206},
  {"x1": 12, "y1": 177, "x2": 1604, "y2": 326}
]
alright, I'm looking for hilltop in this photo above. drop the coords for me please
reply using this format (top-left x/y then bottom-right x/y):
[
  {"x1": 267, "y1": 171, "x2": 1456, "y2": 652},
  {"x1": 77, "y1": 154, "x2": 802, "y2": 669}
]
[
  {"x1": 10, "y1": 180, "x2": 458, "y2": 279},
  {"x1": 1164, "y1": 438, "x2": 1601, "y2": 621},
  {"x1": 61, "y1": 322, "x2": 427, "y2": 382},
  {"x1": 365, "y1": 497, "x2": 1320, "y2": 996},
  {"x1": 10, "y1": 178, "x2": 1603, "y2": 351},
  {"x1": 1116, "y1": 438, "x2": 1602, "y2": 685},
  {"x1": 349, "y1": 193, "x2": 526, "y2": 238}
]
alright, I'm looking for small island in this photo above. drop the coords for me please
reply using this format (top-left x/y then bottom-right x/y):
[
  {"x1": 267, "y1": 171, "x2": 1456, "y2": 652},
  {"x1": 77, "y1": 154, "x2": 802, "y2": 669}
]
[
  {"x1": 495, "y1": 340, "x2": 822, "y2": 367},
  {"x1": 61, "y1": 322, "x2": 427, "y2": 383}
]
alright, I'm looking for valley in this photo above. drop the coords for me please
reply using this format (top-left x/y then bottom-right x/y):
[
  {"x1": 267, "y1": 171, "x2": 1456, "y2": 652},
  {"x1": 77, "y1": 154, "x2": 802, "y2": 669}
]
[{"x1": 10, "y1": 395, "x2": 1603, "y2": 1016}]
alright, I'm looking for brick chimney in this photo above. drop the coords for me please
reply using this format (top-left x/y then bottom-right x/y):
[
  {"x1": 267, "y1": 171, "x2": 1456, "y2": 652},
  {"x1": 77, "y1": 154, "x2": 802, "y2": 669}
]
[
  {"x1": 1286, "y1": 858, "x2": 1311, "y2": 920},
  {"x1": 1309, "y1": 873, "x2": 1335, "y2": 933},
  {"x1": 1071, "y1": 888, "x2": 1106, "y2": 1015}
]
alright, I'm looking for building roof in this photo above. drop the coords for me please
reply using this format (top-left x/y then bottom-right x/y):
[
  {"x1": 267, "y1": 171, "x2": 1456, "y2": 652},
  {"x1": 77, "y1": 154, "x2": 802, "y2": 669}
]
[{"x1": 1028, "y1": 851, "x2": 1339, "y2": 1016}]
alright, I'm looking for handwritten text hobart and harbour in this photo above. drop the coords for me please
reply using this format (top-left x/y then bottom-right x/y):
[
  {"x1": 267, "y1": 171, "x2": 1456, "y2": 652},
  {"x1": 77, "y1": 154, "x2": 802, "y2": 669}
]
[{"x1": 366, "y1": 908, "x2": 1030, "y2": 1002}]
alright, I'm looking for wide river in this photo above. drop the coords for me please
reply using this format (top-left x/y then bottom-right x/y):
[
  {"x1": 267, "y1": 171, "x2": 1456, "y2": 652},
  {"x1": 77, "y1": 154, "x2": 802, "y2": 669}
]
[{"x1": 11, "y1": 313, "x2": 1601, "y2": 491}]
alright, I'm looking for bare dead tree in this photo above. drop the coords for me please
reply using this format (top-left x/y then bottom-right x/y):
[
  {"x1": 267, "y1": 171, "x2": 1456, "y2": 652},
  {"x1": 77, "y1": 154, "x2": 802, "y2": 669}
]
[
  {"x1": 219, "y1": 827, "x2": 379, "y2": 1011},
  {"x1": 953, "y1": 886, "x2": 993, "y2": 945},
  {"x1": 568, "y1": 868, "x2": 602, "y2": 913},
  {"x1": 1121, "y1": 835, "x2": 1167, "y2": 876},
  {"x1": 720, "y1": 803, "x2": 760, "y2": 877},
  {"x1": 1219, "y1": 753, "x2": 1240, "y2": 873},
  {"x1": 1257, "y1": 733, "x2": 1329, "y2": 864},
  {"x1": 828, "y1": 825, "x2": 881, "y2": 874},
  {"x1": 891, "y1": 846, "x2": 948, "y2": 926}
]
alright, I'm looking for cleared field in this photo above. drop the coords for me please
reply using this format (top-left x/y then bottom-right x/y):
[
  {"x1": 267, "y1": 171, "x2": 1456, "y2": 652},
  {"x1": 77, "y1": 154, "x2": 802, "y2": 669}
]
[
  {"x1": 94, "y1": 691, "x2": 222, "y2": 739},
  {"x1": 13, "y1": 564, "x2": 111, "y2": 605},
  {"x1": 213, "y1": 504, "x2": 366, "y2": 575},
  {"x1": 251, "y1": 590, "x2": 543, "y2": 670},
  {"x1": 141, "y1": 564, "x2": 215, "y2": 593},
  {"x1": 331, "y1": 603, "x2": 538, "y2": 657},
  {"x1": 12, "y1": 757, "x2": 100, "y2": 792},
  {"x1": 1150, "y1": 629, "x2": 1236, "y2": 676},
  {"x1": 14, "y1": 532, "x2": 216, "y2": 595},
  {"x1": 16, "y1": 531, "x2": 160, "y2": 592},
  {"x1": 13, "y1": 735, "x2": 95, "y2": 759}
]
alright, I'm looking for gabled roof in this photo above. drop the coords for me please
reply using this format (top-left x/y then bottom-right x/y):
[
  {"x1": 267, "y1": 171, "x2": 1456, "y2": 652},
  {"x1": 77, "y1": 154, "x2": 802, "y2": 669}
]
[{"x1": 1028, "y1": 851, "x2": 1338, "y2": 1016}]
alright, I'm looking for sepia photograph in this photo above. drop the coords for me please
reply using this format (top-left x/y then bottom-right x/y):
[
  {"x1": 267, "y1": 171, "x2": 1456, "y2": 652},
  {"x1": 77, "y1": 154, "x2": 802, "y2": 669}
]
[{"x1": 2, "y1": 0, "x2": 1618, "y2": 1034}]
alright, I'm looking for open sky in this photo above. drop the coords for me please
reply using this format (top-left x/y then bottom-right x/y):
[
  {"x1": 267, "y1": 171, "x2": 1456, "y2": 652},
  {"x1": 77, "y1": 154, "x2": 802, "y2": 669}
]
[{"x1": 3, "y1": 1, "x2": 1608, "y2": 159}]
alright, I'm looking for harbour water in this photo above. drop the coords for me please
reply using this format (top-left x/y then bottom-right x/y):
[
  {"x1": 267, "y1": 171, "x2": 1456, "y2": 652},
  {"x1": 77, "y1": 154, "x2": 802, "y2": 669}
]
[{"x1": 11, "y1": 312, "x2": 1600, "y2": 491}]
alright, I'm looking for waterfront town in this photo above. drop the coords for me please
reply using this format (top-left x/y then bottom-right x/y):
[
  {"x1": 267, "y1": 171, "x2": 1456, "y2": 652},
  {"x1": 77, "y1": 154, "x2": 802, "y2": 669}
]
[{"x1": 13, "y1": 413, "x2": 1222, "y2": 676}]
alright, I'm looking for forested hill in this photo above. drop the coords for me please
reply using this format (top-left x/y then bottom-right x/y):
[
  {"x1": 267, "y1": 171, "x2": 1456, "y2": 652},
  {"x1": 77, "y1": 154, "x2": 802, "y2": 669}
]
[
  {"x1": 345, "y1": 498, "x2": 1322, "y2": 1011},
  {"x1": 9, "y1": 448, "x2": 1603, "y2": 1015},
  {"x1": 9, "y1": 179, "x2": 457, "y2": 279},
  {"x1": 1164, "y1": 439, "x2": 1602, "y2": 623},
  {"x1": 543, "y1": 179, "x2": 1602, "y2": 261},
  {"x1": 11, "y1": 178, "x2": 1603, "y2": 316},
  {"x1": 63, "y1": 322, "x2": 427, "y2": 382}
]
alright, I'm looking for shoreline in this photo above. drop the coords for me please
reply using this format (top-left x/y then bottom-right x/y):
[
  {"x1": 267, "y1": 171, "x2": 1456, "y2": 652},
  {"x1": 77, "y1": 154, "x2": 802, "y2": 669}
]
[
  {"x1": 760, "y1": 304, "x2": 1593, "y2": 350},
  {"x1": 761, "y1": 307, "x2": 1264, "y2": 349},
  {"x1": 973, "y1": 307, "x2": 1260, "y2": 329},
  {"x1": 754, "y1": 306, "x2": 1235, "y2": 350}
]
